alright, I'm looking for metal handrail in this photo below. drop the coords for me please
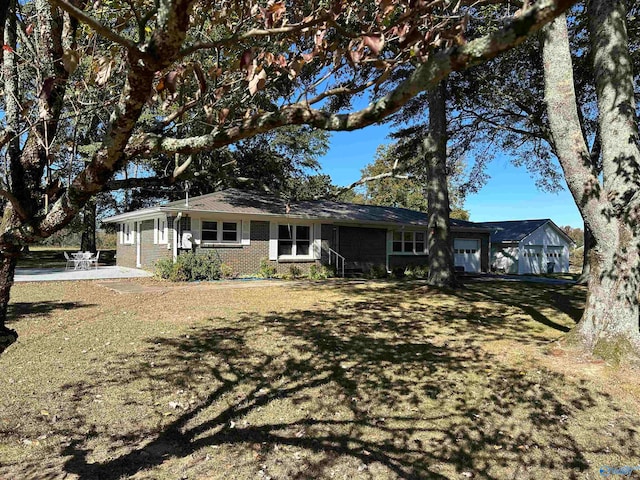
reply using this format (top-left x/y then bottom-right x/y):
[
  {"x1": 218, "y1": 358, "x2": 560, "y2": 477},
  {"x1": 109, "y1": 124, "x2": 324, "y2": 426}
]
[{"x1": 328, "y1": 248, "x2": 345, "y2": 277}]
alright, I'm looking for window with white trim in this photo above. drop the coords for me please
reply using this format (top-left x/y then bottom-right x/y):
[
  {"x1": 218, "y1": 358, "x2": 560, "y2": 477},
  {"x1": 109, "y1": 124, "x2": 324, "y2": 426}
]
[
  {"x1": 392, "y1": 230, "x2": 427, "y2": 254},
  {"x1": 200, "y1": 220, "x2": 240, "y2": 244},
  {"x1": 222, "y1": 222, "x2": 238, "y2": 242},
  {"x1": 278, "y1": 224, "x2": 311, "y2": 257},
  {"x1": 154, "y1": 218, "x2": 168, "y2": 244},
  {"x1": 122, "y1": 222, "x2": 134, "y2": 244}
]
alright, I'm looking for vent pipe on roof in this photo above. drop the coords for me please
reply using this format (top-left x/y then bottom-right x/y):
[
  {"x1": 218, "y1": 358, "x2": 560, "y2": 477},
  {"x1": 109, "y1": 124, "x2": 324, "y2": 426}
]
[{"x1": 184, "y1": 181, "x2": 190, "y2": 207}]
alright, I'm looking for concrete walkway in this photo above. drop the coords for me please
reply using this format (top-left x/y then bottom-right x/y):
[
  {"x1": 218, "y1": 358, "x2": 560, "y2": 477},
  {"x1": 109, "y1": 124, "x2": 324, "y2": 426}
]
[{"x1": 15, "y1": 266, "x2": 153, "y2": 282}]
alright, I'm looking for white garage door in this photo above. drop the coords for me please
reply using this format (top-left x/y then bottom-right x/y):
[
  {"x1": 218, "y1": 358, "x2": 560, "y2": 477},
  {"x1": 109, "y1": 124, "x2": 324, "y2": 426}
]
[
  {"x1": 454, "y1": 239, "x2": 480, "y2": 273},
  {"x1": 546, "y1": 246, "x2": 564, "y2": 272},
  {"x1": 521, "y1": 245, "x2": 543, "y2": 274}
]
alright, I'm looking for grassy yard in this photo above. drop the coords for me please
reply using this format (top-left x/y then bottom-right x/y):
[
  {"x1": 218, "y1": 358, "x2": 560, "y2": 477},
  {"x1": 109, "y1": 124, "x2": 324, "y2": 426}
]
[{"x1": 0, "y1": 278, "x2": 638, "y2": 479}]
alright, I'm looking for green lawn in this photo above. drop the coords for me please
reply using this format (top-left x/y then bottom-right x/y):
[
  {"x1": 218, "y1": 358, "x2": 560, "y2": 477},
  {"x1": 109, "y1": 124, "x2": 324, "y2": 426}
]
[{"x1": 0, "y1": 279, "x2": 638, "y2": 479}]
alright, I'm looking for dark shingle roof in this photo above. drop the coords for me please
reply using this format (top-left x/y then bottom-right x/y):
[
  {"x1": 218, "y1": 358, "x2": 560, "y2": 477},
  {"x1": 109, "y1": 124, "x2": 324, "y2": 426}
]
[
  {"x1": 480, "y1": 219, "x2": 550, "y2": 242},
  {"x1": 160, "y1": 189, "x2": 488, "y2": 230}
]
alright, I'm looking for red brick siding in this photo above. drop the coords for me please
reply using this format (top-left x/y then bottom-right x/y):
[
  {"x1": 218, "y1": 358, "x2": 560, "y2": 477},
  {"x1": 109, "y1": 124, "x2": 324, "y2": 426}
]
[{"x1": 192, "y1": 220, "x2": 319, "y2": 276}]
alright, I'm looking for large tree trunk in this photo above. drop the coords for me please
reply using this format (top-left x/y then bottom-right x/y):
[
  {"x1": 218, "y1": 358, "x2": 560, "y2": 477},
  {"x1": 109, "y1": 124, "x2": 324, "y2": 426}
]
[
  {"x1": 0, "y1": 250, "x2": 19, "y2": 353},
  {"x1": 80, "y1": 199, "x2": 97, "y2": 253},
  {"x1": 579, "y1": 234, "x2": 640, "y2": 356},
  {"x1": 543, "y1": 4, "x2": 640, "y2": 361},
  {"x1": 0, "y1": 1, "x2": 21, "y2": 352},
  {"x1": 576, "y1": 223, "x2": 593, "y2": 285},
  {"x1": 424, "y1": 80, "x2": 459, "y2": 288}
]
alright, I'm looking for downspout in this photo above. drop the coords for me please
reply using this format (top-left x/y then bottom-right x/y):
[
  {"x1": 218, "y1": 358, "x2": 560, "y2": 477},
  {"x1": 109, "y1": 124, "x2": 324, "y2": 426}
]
[{"x1": 386, "y1": 229, "x2": 391, "y2": 273}]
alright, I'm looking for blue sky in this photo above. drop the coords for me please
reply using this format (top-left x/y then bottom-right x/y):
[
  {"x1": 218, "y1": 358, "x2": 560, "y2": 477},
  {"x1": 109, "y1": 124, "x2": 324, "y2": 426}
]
[{"x1": 318, "y1": 125, "x2": 584, "y2": 229}]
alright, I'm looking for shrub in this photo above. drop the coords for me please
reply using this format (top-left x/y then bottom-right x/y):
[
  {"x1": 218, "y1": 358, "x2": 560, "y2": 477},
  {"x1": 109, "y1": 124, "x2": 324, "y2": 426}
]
[
  {"x1": 391, "y1": 267, "x2": 406, "y2": 279},
  {"x1": 404, "y1": 265, "x2": 429, "y2": 279},
  {"x1": 169, "y1": 263, "x2": 190, "y2": 282},
  {"x1": 366, "y1": 264, "x2": 388, "y2": 279},
  {"x1": 258, "y1": 258, "x2": 277, "y2": 278},
  {"x1": 220, "y1": 263, "x2": 235, "y2": 279},
  {"x1": 154, "y1": 257, "x2": 175, "y2": 280},
  {"x1": 308, "y1": 264, "x2": 332, "y2": 280},
  {"x1": 154, "y1": 252, "x2": 221, "y2": 281},
  {"x1": 288, "y1": 265, "x2": 303, "y2": 279}
]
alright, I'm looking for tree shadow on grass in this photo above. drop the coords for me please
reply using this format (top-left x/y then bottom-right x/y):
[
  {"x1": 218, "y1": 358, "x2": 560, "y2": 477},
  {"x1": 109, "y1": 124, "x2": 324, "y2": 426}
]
[
  {"x1": 52, "y1": 281, "x2": 637, "y2": 479},
  {"x1": 6, "y1": 301, "x2": 92, "y2": 325},
  {"x1": 456, "y1": 282, "x2": 585, "y2": 333}
]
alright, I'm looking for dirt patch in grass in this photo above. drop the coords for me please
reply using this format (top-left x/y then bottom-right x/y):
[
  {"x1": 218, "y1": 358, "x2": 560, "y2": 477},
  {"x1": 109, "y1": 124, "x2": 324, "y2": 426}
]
[{"x1": 1, "y1": 279, "x2": 638, "y2": 479}]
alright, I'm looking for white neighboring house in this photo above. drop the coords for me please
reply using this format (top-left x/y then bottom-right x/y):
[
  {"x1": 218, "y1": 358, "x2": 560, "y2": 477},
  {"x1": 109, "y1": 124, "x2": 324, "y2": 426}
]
[{"x1": 483, "y1": 219, "x2": 576, "y2": 275}]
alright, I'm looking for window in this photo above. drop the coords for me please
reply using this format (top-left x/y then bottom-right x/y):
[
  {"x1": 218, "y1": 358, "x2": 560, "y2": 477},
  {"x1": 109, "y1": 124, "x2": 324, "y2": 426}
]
[
  {"x1": 415, "y1": 232, "x2": 425, "y2": 253},
  {"x1": 202, "y1": 221, "x2": 218, "y2": 241},
  {"x1": 222, "y1": 222, "x2": 238, "y2": 242},
  {"x1": 392, "y1": 230, "x2": 427, "y2": 254},
  {"x1": 200, "y1": 220, "x2": 240, "y2": 244},
  {"x1": 155, "y1": 218, "x2": 168, "y2": 244},
  {"x1": 122, "y1": 222, "x2": 134, "y2": 244},
  {"x1": 278, "y1": 224, "x2": 312, "y2": 257},
  {"x1": 393, "y1": 231, "x2": 403, "y2": 252}
]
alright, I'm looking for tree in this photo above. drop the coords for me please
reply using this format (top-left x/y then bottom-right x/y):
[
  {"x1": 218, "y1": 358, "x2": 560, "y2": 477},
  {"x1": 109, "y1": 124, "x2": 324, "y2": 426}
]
[
  {"x1": 561, "y1": 225, "x2": 584, "y2": 248},
  {"x1": 444, "y1": 4, "x2": 603, "y2": 284},
  {"x1": 129, "y1": 125, "x2": 331, "y2": 203},
  {"x1": 422, "y1": 80, "x2": 460, "y2": 287},
  {"x1": 0, "y1": 0, "x2": 578, "y2": 352},
  {"x1": 542, "y1": 1, "x2": 640, "y2": 359},
  {"x1": 357, "y1": 144, "x2": 470, "y2": 219}
]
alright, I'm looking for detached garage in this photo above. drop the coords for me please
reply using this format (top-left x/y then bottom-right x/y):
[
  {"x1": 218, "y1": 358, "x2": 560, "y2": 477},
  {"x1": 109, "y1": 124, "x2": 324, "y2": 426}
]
[{"x1": 483, "y1": 219, "x2": 576, "y2": 275}]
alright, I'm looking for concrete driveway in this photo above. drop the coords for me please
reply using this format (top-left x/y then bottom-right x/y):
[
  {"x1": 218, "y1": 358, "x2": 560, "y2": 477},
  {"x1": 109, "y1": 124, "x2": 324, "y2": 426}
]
[
  {"x1": 15, "y1": 266, "x2": 153, "y2": 282},
  {"x1": 466, "y1": 274, "x2": 577, "y2": 286}
]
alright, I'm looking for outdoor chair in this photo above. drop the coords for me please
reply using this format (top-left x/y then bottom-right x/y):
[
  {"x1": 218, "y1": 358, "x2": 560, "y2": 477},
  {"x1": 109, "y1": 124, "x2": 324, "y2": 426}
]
[
  {"x1": 88, "y1": 251, "x2": 100, "y2": 269},
  {"x1": 63, "y1": 252, "x2": 80, "y2": 270}
]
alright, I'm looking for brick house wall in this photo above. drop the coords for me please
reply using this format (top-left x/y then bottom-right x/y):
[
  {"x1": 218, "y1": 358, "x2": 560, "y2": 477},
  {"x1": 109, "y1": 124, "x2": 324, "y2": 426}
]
[
  {"x1": 116, "y1": 220, "x2": 172, "y2": 270},
  {"x1": 116, "y1": 242, "x2": 136, "y2": 268},
  {"x1": 116, "y1": 216, "x2": 490, "y2": 275},
  {"x1": 192, "y1": 220, "x2": 320, "y2": 276},
  {"x1": 140, "y1": 219, "x2": 172, "y2": 268}
]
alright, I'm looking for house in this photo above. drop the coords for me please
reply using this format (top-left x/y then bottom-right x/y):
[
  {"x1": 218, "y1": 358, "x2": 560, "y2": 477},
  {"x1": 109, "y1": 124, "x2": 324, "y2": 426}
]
[
  {"x1": 482, "y1": 219, "x2": 575, "y2": 274},
  {"x1": 103, "y1": 189, "x2": 492, "y2": 275}
]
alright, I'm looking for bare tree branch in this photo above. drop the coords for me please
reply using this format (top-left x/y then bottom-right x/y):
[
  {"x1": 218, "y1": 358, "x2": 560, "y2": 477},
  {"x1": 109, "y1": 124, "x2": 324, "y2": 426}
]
[
  {"x1": 0, "y1": 189, "x2": 29, "y2": 221},
  {"x1": 337, "y1": 170, "x2": 410, "y2": 196},
  {"x1": 0, "y1": 130, "x2": 15, "y2": 150},
  {"x1": 128, "y1": 0, "x2": 577, "y2": 158},
  {"x1": 48, "y1": 0, "x2": 139, "y2": 51},
  {"x1": 104, "y1": 176, "x2": 174, "y2": 191},
  {"x1": 178, "y1": 14, "x2": 332, "y2": 58}
]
